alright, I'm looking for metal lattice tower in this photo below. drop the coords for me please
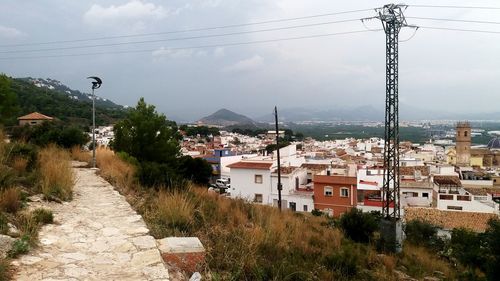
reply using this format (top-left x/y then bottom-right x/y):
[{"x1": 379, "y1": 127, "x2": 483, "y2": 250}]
[{"x1": 377, "y1": 4, "x2": 408, "y2": 220}]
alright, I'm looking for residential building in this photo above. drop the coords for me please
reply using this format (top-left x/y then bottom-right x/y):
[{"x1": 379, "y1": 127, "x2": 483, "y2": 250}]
[
  {"x1": 17, "y1": 112, "x2": 53, "y2": 126},
  {"x1": 313, "y1": 175, "x2": 357, "y2": 217}
]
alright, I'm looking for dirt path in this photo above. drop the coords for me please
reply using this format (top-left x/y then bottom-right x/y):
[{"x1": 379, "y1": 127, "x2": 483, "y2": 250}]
[{"x1": 12, "y1": 162, "x2": 169, "y2": 281}]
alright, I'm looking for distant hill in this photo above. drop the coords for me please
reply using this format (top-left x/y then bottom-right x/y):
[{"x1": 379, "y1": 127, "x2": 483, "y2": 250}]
[
  {"x1": 4, "y1": 76, "x2": 128, "y2": 127},
  {"x1": 198, "y1": 108, "x2": 256, "y2": 126},
  {"x1": 19, "y1": 77, "x2": 123, "y2": 109}
]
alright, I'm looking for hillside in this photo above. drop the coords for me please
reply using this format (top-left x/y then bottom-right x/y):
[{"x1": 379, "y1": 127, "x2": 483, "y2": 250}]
[
  {"x1": 198, "y1": 108, "x2": 256, "y2": 126},
  {"x1": 3, "y1": 75, "x2": 128, "y2": 127}
]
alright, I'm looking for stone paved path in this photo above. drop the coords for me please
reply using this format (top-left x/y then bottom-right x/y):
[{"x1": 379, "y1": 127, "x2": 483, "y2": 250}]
[{"x1": 13, "y1": 163, "x2": 170, "y2": 281}]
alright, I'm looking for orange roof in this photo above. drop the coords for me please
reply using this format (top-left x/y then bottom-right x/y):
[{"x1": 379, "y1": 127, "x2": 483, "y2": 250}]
[
  {"x1": 314, "y1": 175, "x2": 357, "y2": 185},
  {"x1": 227, "y1": 162, "x2": 273, "y2": 170},
  {"x1": 18, "y1": 112, "x2": 53, "y2": 120}
]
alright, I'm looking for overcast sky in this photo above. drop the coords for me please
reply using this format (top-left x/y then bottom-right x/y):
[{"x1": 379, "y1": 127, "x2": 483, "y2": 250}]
[{"x1": 1, "y1": 0, "x2": 499, "y2": 121}]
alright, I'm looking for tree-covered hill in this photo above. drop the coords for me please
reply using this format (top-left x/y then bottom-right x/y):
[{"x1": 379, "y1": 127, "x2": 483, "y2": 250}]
[{"x1": 1, "y1": 74, "x2": 128, "y2": 127}]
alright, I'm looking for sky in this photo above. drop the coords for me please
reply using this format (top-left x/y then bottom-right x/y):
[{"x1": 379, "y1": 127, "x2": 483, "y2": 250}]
[{"x1": 1, "y1": 0, "x2": 499, "y2": 121}]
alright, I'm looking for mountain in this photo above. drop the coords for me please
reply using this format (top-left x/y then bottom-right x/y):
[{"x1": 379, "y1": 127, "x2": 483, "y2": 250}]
[
  {"x1": 19, "y1": 77, "x2": 123, "y2": 109},
  {"x1": 255, "y1": 106, "x2": 384, "y2": 123},
  {"x1": 198, "y1": 108, "x2": 256, "y2": 126},
  {"x1": 3, "y1": 75, "x2": 128, "y2": 127}
]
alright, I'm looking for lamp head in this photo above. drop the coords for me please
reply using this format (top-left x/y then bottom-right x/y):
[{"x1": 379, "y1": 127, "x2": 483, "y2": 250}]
[{"x1": 87, "y1": 76, "x2": 102, "y2": 89}]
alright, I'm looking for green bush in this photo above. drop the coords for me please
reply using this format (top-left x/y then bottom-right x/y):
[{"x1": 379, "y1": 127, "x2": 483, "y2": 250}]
[
  {"x1": 323, "y1": 243, "x2": 362, "y2": 278},
  {"x1": 10, "y1": 122, "x2": 88, "y2": 148},
  {"x1": 405, "y1": 219, "x2": 445, "y2": 251},
  {"x1": 32, "y1": 208, "x2": 53, "y2": 225},
  {"x1": 7, "y1": 142, "x2": 38, "y2": 171},
  {"x1": 311, "y1": 208, "x2": 323, "y2": 216},
  {"x1": 8, "y1": 235, "x2": 30, "y2": 258},
  {"x1": 0, "y1": 165, "x2": 15, "y2": 190},
  {"x1": 137, "y1": 161, "x2": 180, "y2": 187},
  {"x1": 339, "y1": 208, "x2": 379, "y2": 243}
]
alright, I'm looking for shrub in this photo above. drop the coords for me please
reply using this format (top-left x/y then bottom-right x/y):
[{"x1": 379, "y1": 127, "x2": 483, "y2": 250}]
[
  {"x1": 7, "y1": 142, "x2": 37, "y2": 171},
  {"x1": 38, "y1": 145, "x2": 74, "y2": 201},
  {"x1": 0, "y1": 212, "x2": 8, "y2": 235},
  {"x1": 0, "y1": 187, "x2": 21, "y2": 213},
  {"x1": 10, "y1": 122, "x2": 88, "y2": 148},
  {"x1": 450, "y1": 228, "x2": 486, "y2": 271},
  {"x1": 137, "y1": 161, "x2": 181, "y2": 188},
  {"x1": 32, "y1": 208, "x2": 53, "y2": 225},
  {"x1": 405, "y1": 219, "x2": 444, "y2": 251},
  {"x1": 11, "y1": 157, "x2": 28, "y2": 174},
  {"x1": 339, "y1": 208, "x2": 379, "y2": 243},
  {"x1": 0, "y1": 258, "x2": 12, "y2": 281},
  {"x1": 0, "y1": 165, "x2": 15, "y2": 190},
  {"x1": 15, "y1": 212, "x2": 39, "y2": 244},
  {"x1": 483, "y1": 218, "x2": 500, "y2": 281},
  {"x1": 311, "y1": 208, "x2": 323, "y2": 216},
  {"x1": 153, "y1": 190, "x2": 195, "y2": 235},
  {"x1": 323, "y1": 243, "x2": 363, "y2": 278},
  {"x1": 7, "y1": 235, "x2": 30, "y2": 258}
]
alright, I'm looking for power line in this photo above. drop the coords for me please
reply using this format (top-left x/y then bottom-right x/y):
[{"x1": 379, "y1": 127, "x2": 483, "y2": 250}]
[
  {"x1": 0, "y1": 29, "x2": 381, "y2": 60},
  {"x1": 408, "y1": 4, "x2": 500, "y2": 10},
  {"x1": 419, "y1": 26, "x2": 500, "y2": 34},
  {"x1": 407, "y1": 16, "x2": 500, "y2": 25},
  {"x1": 0, "y1": 8, "x2": 374, "y2": 48},
  {"x1": 0, "y1": 18, "x2": 363, "y2": 54}
]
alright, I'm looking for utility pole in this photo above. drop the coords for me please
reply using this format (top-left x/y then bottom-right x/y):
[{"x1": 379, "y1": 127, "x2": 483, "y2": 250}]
[
  {"x1": 375, "y1": 3, "x2": 412, "y2": 253},
  {"x1": 87, "y1": 76, "x2": 102, "y2": 169},
  {"x1": 274, "y1": 106, "x2": 282, "y2": 211}
]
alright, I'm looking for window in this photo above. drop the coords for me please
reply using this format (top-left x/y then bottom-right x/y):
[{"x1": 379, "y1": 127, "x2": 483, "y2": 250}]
[
  {"x1": 324, "y1": 208, "x2": 333, "y2": 217},
  {"x1": 447, "y1": 206, "x2": 463, "y2": 210},
  {"x1": 324, "y1": 186, "x2": 333, "y2": 197},
  {"x1": 464, "y1": 131, "x2": 468, "y2": 137},
  {"x1": 340, "y1": 188, "x2": 349, "y2": 197},
  {"x1": 254, "y1": 194, "x2": 263, "y2": 203},
  {"x1": 422, "y1": 192, "x2": 429, "y2": 198},
  {"x1": 254, "y1": 174, "x2": 263, "y2": 184},
  {"x1": 289, "y1": 202, "x2": 296, "y2": 211},
  {"x1": 303, "y1": 205, "x2": 308, "y2": 212}
]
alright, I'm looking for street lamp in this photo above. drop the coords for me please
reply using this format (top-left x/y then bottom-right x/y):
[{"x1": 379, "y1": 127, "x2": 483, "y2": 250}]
[{"x1": 87, "y1": 76, "x2": 102, "y2": 168}]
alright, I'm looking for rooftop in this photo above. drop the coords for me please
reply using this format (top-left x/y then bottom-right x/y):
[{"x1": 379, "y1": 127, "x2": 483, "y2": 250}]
[
  {"x1": 227, "y1": 161, "x2": 273, "y2": 170},
  {"x1": 17, "y1": 112, "x2": 53, "y2": 120},
  {"x1": 433, "y1": 175, "x2": 462, "y2": 187},
  {"x1": 405, "y1": 207, "x2": 497, "y2": 232}
]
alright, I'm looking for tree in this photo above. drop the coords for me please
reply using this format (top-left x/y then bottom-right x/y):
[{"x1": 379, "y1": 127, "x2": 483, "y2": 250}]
[
  {"x1": 177, "y1": 156, "x2": 213, "y2": 185},
  {"x1": 10, "y1": 122, "x2": 88, "y2": 148},
  {"x1": 0, "y1": 74, "x2": 20, "y2": 126},
  {"x1": 113, "y1": 98, "x2": 180, "y2": 164},
  {"x1": 339, "y1": 208, "x2": 379, "y2": 243}
]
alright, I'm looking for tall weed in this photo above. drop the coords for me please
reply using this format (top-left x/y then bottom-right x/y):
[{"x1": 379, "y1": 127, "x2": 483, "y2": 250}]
[
  {"x1": 38, "y1": 145, "x2": 74, "y2": 201},
  {"x1": 0, "y1": 187, "x2": 21, "y2": 213}
]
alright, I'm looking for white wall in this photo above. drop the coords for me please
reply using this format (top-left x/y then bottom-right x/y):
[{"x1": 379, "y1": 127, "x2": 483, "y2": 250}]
[{"x1": 230, "y1": 168, "x2": 272, "y2": 204}]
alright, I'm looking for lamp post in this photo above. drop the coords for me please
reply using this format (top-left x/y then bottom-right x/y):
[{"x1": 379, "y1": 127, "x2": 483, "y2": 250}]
[{"x1": 87, "y1": 76, "x2": 102, "y2": 168}]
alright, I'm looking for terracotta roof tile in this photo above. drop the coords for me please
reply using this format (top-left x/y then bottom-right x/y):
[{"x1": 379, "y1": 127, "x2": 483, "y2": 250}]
[
  {"x1": 433, "y1": 176, "x2": 461, "y2": 187},
  {"x1": 17, "y1": 112, "x2": 53, "y2": 120},
  {"x1": 405, "y1": 207, "x2": 497, "y2": 232},
  {"x1": 227, "y1": 161, "x2": 273, "y2": 170}
]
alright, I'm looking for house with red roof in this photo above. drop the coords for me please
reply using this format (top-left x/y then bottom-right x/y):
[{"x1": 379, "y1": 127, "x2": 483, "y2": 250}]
[{"x1": 17, "y1": 112, "x2": 53, "y2": 126}]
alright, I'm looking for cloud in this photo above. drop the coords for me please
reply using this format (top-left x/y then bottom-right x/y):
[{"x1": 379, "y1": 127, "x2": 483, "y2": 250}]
[
  {"x1": 223, "y1": 55, "x2": 264, "y2": 72},
  {"x1": 83, "y1": 0, "x2": 167, "y2": 25},
  {"x1": 213, "y1": 47, "x2": 225, "y2": 58},
  {"x1": 0, "y1": 25, "x2": 24, "y2": 38},
  {"x1": 152, "y1": 47, "x2": 206, "y2": 59}
]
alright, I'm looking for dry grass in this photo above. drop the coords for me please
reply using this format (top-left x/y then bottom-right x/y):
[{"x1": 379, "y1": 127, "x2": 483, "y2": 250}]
[
  {"x1": 95, "y1": 147, "x2": 135, "y2": 190},
  {"x1": 97, "y1": 149, "x2": 458, "y2": 280},
  {"x1": 0, "y1": 187, "x2": 21, "y2": 213},
  {"x1": 400, "y1": 243, "x2": 455, "y2": 279},
  {"x1": 38, "y1": 145, "x2": 74, "y2": 201},
  {"x1": 11, "y1": 157, "x2": 28, "y2": 174},
  {"x1": 70, "y1": 146, "x2": 91, "y2": 164}
]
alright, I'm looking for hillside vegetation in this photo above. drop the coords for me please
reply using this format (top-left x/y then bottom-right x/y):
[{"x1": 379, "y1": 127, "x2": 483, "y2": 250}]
[
  {"x1": 0, "y1": 74, "x2": 127, "y2": 127},
  {"x1": 95, "y1": 148, "x2": 460, "y2": 281}
]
